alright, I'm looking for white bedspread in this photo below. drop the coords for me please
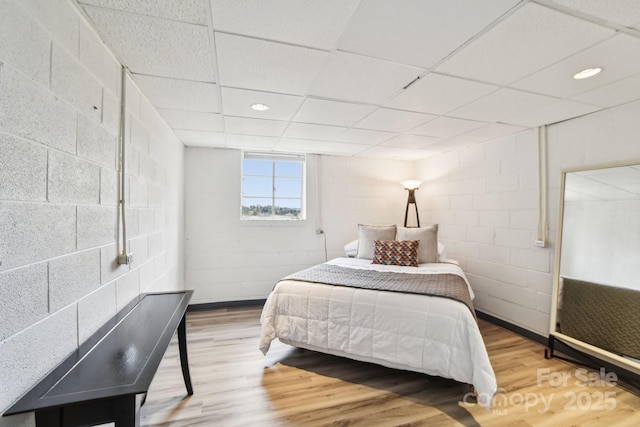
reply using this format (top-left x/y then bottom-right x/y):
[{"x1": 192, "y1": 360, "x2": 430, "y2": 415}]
[{"x1": 259, "y1": 258, "x2": 496, "y2": 409}]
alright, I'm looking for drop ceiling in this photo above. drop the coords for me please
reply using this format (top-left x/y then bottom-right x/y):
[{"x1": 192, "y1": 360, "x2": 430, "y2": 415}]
[{"x1": 75, "y1": 0, "x2": 640, "y2": 160}]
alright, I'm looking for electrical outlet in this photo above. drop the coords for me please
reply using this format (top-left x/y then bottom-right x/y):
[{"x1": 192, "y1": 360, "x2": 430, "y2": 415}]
[
  {"x1": 316, "y1": 229, "x2": 324, "y2": 235},
  {"x1": 118, "y1": 253, "x2": 134, "y2": 265},
  {"x1": 534, "y1": 240, "x2": 546, "y2": 248}
]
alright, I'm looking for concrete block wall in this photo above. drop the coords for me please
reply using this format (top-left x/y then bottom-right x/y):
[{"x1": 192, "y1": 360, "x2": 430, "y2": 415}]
[
  {"x1": 184, "y1": 148, "x2": 410, "y2": 304},
  {"x1": 0, "y1": 0, "x2": 184, "y2": 422}
]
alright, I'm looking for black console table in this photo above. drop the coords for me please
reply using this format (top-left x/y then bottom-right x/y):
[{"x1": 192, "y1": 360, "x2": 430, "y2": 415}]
[{"x1": 3, "y1": 290, "x2": 194, "y2": 427}]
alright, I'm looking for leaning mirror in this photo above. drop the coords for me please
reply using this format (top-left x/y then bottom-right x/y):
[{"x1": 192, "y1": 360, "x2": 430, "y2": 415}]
[{"x1": 548, "y1": 161, "x2": 640, "y2": 375}]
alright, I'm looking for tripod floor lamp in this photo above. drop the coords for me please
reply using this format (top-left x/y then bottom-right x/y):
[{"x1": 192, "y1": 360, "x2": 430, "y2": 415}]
[{"x1": 402, "y1": 180, "x2": 422, "y2": 228}]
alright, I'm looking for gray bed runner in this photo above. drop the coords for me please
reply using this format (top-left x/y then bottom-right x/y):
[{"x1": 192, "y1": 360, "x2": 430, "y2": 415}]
[{"x1": 282, "y1": 264, "x2": 476, "y2": 319}]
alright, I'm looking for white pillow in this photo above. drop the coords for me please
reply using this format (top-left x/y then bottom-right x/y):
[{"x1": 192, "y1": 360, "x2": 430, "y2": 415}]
[
  {"x1": 396, "y1": 224, "x2": 439, "y2": 264},
  {"x1": 356, "y1": 224, "x2": 397, "y2": 260},
  {"x1": 344, "y1": 239, "x2": 358, "y2": 257}
]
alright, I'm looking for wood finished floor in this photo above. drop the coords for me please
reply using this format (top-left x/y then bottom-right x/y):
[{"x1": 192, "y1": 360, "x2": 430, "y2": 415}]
[{"x1": 140, "y1": 307, "x2": 640, "y2": 426}]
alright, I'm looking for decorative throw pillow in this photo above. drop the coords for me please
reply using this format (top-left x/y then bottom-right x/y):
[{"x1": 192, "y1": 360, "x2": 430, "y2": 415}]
[
  {"x1": 397, "y1": 224, "x2": 439, "y2": 264},
  {"x1": 372, "y1": 240, "x2": 419, "y2": 267},
  {"x1": 356, "y1": 224, "x2": 397, "y2": 260}
]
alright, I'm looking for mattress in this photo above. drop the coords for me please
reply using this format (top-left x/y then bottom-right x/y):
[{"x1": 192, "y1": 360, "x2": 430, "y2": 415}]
[{"x1": 259, "y1": 258, "x2": 496, "y2": 409}]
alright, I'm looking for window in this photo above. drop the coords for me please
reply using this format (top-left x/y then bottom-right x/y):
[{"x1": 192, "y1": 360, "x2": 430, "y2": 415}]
[{"x1": 241, "y1": 152, "x2": 305, "y2": 220}]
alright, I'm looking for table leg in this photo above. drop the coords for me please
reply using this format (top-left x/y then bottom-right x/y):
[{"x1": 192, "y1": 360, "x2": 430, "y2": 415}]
[
  {"x1": 114, "y1": 395, "x2": 140, "y2": 427},
  {"x1": 178, "y1": 314, "x2": 194, "y2": 395}
]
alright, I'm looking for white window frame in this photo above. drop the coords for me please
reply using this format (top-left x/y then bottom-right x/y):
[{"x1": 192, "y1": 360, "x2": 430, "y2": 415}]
[{"x1": 241, "y1": 152, "x2": 306, "y2": 221}]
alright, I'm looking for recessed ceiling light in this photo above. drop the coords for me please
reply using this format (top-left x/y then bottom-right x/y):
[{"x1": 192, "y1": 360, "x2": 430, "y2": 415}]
[
  {"x1": 251, "y1": 103, "x2": 269, "y2": 111},
  {"x1": 573, "y1": 67, "x2": 602, "y2": 80}
]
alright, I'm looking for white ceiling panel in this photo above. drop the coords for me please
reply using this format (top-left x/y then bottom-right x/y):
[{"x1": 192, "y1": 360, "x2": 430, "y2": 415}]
[
  {"x1": 334, "y1": 128, "x2": 397, "y2": 145},
  {"x1": 572, "y1": 72, "x2": 640, "y2": 107},
  {"x1": 355, "y1": 108, "x2": 437, "y2": 133},
  {"x1": 133, "y1": 74, "x2": 220, "y2": 112},
  {"x1": 83, "y1": 7, "x2": 214, "y2": 81},
  {"x1": 511, "y1": 34, "x2": 640, "y2": 98},
  {"x1": 357, "y1": 145, "x2": 433, "y2": 160},
  {"x1": 157, "y1": 109, "x2": 223, "y2": 131},
  {"x1": 308, "y1": 51, "x2": 423, "y2": 104},
  {"x1": 284, "y1": 123, "x2": 347, "y2": 140},
  {"x1": 224, "y1": 116, "x2": 288, "y2": 137},
  {"x1": 277, "y1": 139, "x2": 369, "y2": 156},
  {"x1": 505, "y1": 99, "x2": 602, "y2": 127},
  {"x1": 226, "y1": 134, "x2": 279, "y2": 151},
  {"x1": 548, "y1": 0, "x2": 640, "y2": 27},
  {"x1": 220, "y1": 87, "x2": 304, "y2": 121},
  {"x1": 210, "y1": 0, "x2": 360, "y2": 50},
  {"x1": 411, "y1": 117, "x2": 487, "y2": 138},
  {"x1": 455, "y1": 123, "x2": 527, "y2": 142},
  {"x1": 450, "y1": 88, "x2": 558, "y2": 123},
  {"x1": 173, "y1": 129, "x2": 225, "y2": 147},
  {"x1": 78, "y1": 0, "x2": 208, "y2": 24},
  {"x1": 215, "y1": 33, "x2": 329, "y2": 95},
  {"x1": 381, "y1": 134, "x2": 441, "y2": 149},
  {"x1": 436, "y1": 3, "x2": 615, "y2": 85},
  {"x1": 338, "y1": 0, "x2": 521, "y2": 68},
  {"x1": 293, "y1": 98, "x2": 375, "y2": 127},
  {"x1": 385, "y1": 73, "x2": 499, "y2": 115}
]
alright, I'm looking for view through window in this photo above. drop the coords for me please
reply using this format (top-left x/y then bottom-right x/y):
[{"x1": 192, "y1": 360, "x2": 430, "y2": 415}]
[{"x1": 241, "y1": 152, "x2": 305, "y2": 220}]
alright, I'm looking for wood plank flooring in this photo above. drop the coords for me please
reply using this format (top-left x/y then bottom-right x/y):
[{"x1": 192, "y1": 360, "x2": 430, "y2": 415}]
[{"x1": 140, "y1": 307, "x2": 640, "y2": 426}]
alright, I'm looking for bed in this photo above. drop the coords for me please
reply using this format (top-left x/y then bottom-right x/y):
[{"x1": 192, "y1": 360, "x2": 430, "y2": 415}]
[{"x1": 259, "y1": 249, "x2": 497, "y2": 409}]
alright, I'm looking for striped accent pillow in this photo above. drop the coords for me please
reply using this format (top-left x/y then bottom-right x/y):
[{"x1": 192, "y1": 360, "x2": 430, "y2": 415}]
[{"x1": 372, "y1": 240, "x2": 419, "y2": 267}]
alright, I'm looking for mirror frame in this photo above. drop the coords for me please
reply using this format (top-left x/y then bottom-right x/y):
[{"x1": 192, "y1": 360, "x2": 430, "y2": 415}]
[{"x1": 549, "y1": 160, "x2": 640, "y2": 375}]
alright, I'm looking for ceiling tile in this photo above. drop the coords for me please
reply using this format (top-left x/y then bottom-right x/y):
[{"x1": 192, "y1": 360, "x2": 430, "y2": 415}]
[
  {"x1": 418, "y1": 137, "x2": 479, "y2": 153},
  {"x1": 174, "y1": 130, "x2": 225, "y2": 147},
  {"x1": 455, "y1": 123, "x2": 527, "y2": 142},
  {"x1": 224, "y1": 116, "x2": 289, "y2": 137},
  {"x1": 78, "y1": 0, "x2": 208, "y2": 24},
  {"x1": 571, "y1": 72, "x2": 640, "y2": 107},
  {"x1": 308, "y1": 51, "x2": 423, "y2": 104},
  {"x1": 411, "y1": 116, "x2": 487, "y2": 138},
  {"x1": 277, "y1": 139, "x2": 369, "y2": 156},
  {"x1": 338, "y1": 0, "x2": 521, "y2": 68},
  {"x1": 385, "y1": 73, "x2": 499, "y2": 115},
  {"x1": 293, "y1": 98, "x2": 375, "y2": 127},
  {"x1": 550, "y1": 0, "x2": 640, "y2": 27},
  {"x1": 380, "y1": 134, "x2": 441, "y2": 149},
  {"x1": 133, "y1": 74, "x2": 220, "y2": 112},
  {"x1": 356, "y1": 145, "x2": 433, "y2": 160},
  {"x1": 215, "y1": 33, "x2": 329, "y2": 95},
  {"x1": 436, "y1": 3, "x2": 615, "y2": 85},
  {"x1": 83, "y1": 7, "x2": 214, "y2": 81},
  {"x1": 220, "y1": 87, "x2": 304, "y2": 121},
  {"x1": 449, "y1": 88, "x2": 558, "y2": 123},
  {"x1": 511, "y1": 34, "x2": 640, "y2": 98},
  {"x1": 226, "y1": 134, "x2": 280, "y2": 151},
  {"x1": 210, "y1": 0, "x2": 360, "y2": 50},
  {"x1": 505, "y1": 99, "x2": 602, "y2": 127},
  {"x1": 157, "y1": 109, "x2": 223, "y2": 131},
  {"x1": 283, "y1": 122, "x2": 347, "y2": 140},
  {"x1": 335, "y1": 128, "x2": 397, "y2": 144},
  {"x1": 354, "y1": 108, "x2": 437, "y2": 133}
]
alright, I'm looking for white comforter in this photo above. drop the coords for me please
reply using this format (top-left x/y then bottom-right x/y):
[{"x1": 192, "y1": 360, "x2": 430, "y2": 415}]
[{"x1": 259, "y1": 258, "x2": 496, "y2": 409}]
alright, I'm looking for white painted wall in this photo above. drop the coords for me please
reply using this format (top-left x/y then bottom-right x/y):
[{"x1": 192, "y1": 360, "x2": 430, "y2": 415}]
[
  {"x1": 414, "y1": 99, "x2": 640, "y2": 335},
  {"x1": 184, "y1": 148, "x2": 411, "y2": 304},
  {"x1": 0, "y1": 0, "x2": 184, "y2": 422}
]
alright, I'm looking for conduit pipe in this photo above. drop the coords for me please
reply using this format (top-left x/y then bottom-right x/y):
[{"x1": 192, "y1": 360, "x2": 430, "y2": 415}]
[
  {"x1": 117, "y1": 66, "x2": 131, "y2": 265},
  {"x1": 536, "y1": 125, "x2": 548, "y2": 247}
]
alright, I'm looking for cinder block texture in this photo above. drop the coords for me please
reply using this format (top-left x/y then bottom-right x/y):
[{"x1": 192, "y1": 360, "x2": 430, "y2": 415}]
[
  {"x1": 0, "y1": 304, "x2": 77, "y2": 413},
  {"x1": 77, "y1": 282, "x2": 116, "y2": 344},
  {"x1": 0, "y1": 1, "x2": 50, "y2": 85},
  {"x1": 16, "y1": 0, "x2": 80, "y2": 55},
  {"x1": 100, "y1": 167, "x2": 119, "y2": 206},
  {"x1": 0, "y1": 65, "x2": 77, "y2": 153},
  {"x1": 0, "y1": 202, "x2": 76, "y2": 271},
  {"x1": 51, "y1": 44, "x2": 102, "y2": 121},
  {"x1": 48, "y1": 150, "x2": 100, "y2": 204},
  {"x1": 79, "y1": 23, "x2": 119, "y2": 96},
  {"x1": 0, "y1": 263, "x2": 48, "y2": 341},
  {"x1": 49, "y1": 249, "x2": 101, "y2": 312},
  {"x1": 77, "y1": 206, "x2": 117, "y2": 250},
  {"x1": 77, "y1": 114, "x2": 117, "y2": 168},
  {"x1": 0, "y1": 134, "x2": 47, "y2": 201},
  {"x1": 116, "y1": 269, "x2": 140, "y2": 310},
  {"x1": 100, "y1": 243, "x2": 130, "y2": 284}
]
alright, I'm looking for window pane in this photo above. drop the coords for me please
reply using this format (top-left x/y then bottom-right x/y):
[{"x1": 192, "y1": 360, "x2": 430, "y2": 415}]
[
  {"x1": 274, "y1": 177, "x2": 301, "y2": 198},
  {"x1": 275, "y1": 199, "x2": 301, "y2": 218},
  {"x1": 243, "y1": 159, "x2": 272, "y2": 176},
  {"x1": 241, "y1": 198, "x2": 273, "y2": 217},
  {"x1": 242, "y1": 176, "x2": 272, "y2": 197},
  {"x1": 275, "y1": 161, "x2": 302, "y2": 178}
]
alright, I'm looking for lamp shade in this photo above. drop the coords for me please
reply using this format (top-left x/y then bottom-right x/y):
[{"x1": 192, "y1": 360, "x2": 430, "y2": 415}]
[{"x1": 401, "y1": 180, "x2": 423, "y2": 190}]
